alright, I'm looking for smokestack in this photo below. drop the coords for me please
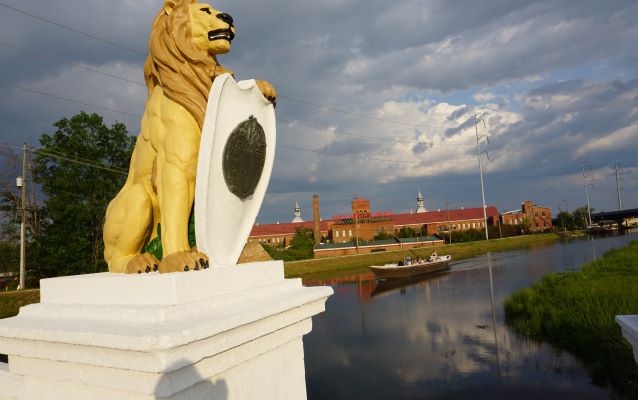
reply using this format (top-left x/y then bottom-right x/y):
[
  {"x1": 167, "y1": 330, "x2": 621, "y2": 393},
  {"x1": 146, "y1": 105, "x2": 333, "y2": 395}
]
[{"x1": 313, "y1": 194, "x2": 320, "y2": 244}]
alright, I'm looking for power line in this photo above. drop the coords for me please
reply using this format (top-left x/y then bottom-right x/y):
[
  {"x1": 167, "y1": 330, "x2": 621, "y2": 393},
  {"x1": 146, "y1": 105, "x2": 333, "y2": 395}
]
[
  {"x1": 0, "y1": 1, "x2": 146, "y2": 56},
  {"x1": 277, "y1": 143, "x2": 476, "y2": 166},
  {"x1": 278, "y1": 94, "x2": 453, "y2": 130},
  {"x1": 0, "y1": 41, "x2": 145, "y2": 87},
  {"x1": 2, "y1": 81, "x2": 442, "y2": 166},
  {"x1": 126, "y1": 0, "x2": 157, "y2": 10},
  {"x1": 277, "y1": 144, "x2": 422, "y2": 164},
  {"x1": 0, "y1": 5, "x2": 450, "y2": 129},
  {"x1": 0, "y1": 39, "x2": 470, "y2": 147},
  {"x1": 2, "y1": 79, "x2": 482, "y2": 167},
  {"x1": 0, "y1": 80, "x2": 142, "y2": 119},
  {"x1": 34, "y1": 149, "x2": 128, "y2": 175},
  {"x1": 32, "y1": 147, "x2": 128, "y2": 174},
  {"x1": 277, "y1": 116, "x2": 474, "y2": 146}
]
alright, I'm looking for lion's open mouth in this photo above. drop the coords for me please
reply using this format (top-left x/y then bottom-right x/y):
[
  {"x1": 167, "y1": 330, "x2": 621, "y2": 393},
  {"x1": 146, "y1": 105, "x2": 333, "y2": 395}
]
[{"x1": 208, "y1": 29, "x2": 235, "y2": 42}]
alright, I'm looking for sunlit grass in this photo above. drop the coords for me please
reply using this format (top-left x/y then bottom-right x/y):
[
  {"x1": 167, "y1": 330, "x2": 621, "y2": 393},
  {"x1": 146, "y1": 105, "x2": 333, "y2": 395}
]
[
  {"x1": 0, "y1": 290, "x2": 40, "y2": 319},
  {"x1": 505, "y1": 240, "x2": 638, "y2": 395},
  {"x1": 285, "y1": 233, "x2": 558, "y2": 280}
]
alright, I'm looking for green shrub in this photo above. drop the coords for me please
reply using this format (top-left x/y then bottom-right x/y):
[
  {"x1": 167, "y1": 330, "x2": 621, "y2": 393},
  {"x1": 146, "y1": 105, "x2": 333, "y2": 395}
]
[{"x1": 505, "y1": 241, "x2": 638, "y2": 395}]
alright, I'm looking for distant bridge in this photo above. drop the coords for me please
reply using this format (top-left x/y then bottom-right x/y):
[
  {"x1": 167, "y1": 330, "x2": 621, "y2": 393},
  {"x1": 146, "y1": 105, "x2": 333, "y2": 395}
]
[{"x1": 591, "y1": 208, "x2": 638, "y2": 224}]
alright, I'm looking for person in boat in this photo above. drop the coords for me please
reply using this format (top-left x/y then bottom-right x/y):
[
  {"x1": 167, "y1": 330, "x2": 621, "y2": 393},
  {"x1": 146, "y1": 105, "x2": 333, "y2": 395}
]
[{"x1": 429, "y1": 251, "x2": 438, "y2": 262}]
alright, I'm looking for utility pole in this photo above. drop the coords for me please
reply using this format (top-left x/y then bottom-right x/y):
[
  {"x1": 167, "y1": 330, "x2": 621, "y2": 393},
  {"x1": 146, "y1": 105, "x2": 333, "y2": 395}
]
[
  {"x1": 562, "y1": 199, "x2": 570, "y2": 214},
  {"x1": 445, "y1": 201, "x2": 452, "y2": 244},
  {"x1": 353, "y1": 196, "x2": 359, "y2": 254},
  {"x1": 558, "y1": 204, "x2": 565, "y2": 231},
  {"x1": 614, "y1": 163, "x2": 623, "y2": 212},
  {"x1": 19, "y1": 143, "x2": 27, "y2": 290},
  {"x1": 582, "y1": 164, "x2": 593, "y2": 228},
  {"x1": 475, "y1": 114, "x2": 489, "y2": 240},
  {"x1": 496, "y1": 205, "x2": 503, "y2": 239}
]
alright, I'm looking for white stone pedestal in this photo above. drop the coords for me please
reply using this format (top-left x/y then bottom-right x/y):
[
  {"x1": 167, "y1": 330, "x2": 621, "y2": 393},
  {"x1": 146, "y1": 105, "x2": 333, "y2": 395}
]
[
  {"x1": 617, "y1": 315, "x2": 638, "y2": 364},
  {"x1": 0, "y1": 261, "x2": 332, "y2": 400}
]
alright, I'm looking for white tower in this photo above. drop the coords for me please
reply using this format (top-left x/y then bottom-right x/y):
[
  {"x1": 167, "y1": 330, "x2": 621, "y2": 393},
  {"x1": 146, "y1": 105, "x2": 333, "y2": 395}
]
[
  {"x1": 416, "y1": 190, "x2": 427, "y2": 213},
  {"x1": 292, "y1": 201, "x2": 304, "y2": 223}
]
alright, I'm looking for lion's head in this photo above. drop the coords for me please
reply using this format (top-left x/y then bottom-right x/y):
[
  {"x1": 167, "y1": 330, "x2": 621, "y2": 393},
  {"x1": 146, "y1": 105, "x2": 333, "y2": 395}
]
[{"x1": 144, "y1": 0, "x2": 236, "y2": 129}]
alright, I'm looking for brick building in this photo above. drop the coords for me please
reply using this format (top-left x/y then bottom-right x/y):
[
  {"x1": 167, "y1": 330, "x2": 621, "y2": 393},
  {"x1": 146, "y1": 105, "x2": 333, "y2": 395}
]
[
  {"x1": 247, "y1": 195, "x2": 551, "y2": 255},
  {"x1": 331, "y1": 198, "x2": 394, "y2": 243},
  {"x1": 501, "y1": 200, "x2": 552, "y2": 231},
  {"x1": 392, "y1": 206, "x2": 500, "y2": 236},
  {"x1": 248, "y1": 220, "x2": 332, "y2": 247}
]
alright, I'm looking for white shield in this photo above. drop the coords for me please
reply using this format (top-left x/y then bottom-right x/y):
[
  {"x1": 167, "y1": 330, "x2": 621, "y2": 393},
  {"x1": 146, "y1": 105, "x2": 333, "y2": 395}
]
[{"x1": 195, "y1": 74, "x2": 276, "y2": 268}]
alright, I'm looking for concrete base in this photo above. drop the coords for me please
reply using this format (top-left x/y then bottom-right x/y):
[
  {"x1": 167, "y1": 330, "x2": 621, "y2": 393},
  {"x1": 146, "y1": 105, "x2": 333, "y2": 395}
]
[
  {"x1": 616, "y1": 315, "x2": 638, "y2": 364},
  {"x1": 0, "y1": 261, "x2": 332, "y2": 399}
]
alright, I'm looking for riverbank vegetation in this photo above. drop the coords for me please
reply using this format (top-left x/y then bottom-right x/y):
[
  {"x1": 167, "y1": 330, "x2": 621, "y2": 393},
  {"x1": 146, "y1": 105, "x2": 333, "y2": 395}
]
[
  {"x1": 285, "y1": 233, "x2": 558, "y2": 280},
  {"x1": 0, "y1": 290, "x2": 39, "y2": 319},
  {"x1": 505, "y1": 240, "x2": 638, "y2": 395}
]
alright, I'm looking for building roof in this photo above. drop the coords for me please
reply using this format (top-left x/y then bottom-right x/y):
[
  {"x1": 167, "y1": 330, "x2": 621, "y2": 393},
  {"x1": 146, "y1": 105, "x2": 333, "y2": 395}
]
[
  {"x1": 502, "y1": 209, "x2": 523, "y2": 215},
  {"x1": 250, "y1": 220, "x2": 330, "y2": 236},
  {"x1": 391, "y1": 206, "x2": 499, "y2": 226},
  {"x1": 250, "y1": 206, "x2": 499, "y2": 237}
]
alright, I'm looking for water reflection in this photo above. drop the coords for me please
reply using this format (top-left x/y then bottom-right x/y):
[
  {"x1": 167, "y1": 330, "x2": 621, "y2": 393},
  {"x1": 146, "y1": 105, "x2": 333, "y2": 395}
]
[{"x1": 304, "y1": 234, "x2": 636, "y2": 400}]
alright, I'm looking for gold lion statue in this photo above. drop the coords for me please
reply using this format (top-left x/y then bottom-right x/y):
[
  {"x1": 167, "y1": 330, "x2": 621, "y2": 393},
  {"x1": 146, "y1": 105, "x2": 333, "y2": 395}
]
[{"x1": 103, "y1": 0, "x2": 276, "y2": 274}]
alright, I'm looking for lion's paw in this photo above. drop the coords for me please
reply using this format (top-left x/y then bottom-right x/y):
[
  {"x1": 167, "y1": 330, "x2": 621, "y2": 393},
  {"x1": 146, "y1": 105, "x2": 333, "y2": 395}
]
[
  {"x1": 125, "y1": 253, "x2": 160, "y2": 274},
  {"x1": 256, "y1": 80, "x2": 277, "y2": 106},
  {"x1": 158, "y1": 250, "x2": 209, "y2": 274}
]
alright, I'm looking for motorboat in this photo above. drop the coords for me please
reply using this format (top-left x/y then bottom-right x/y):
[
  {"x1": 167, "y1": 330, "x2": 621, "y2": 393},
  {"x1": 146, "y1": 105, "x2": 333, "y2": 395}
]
[{"x1": 369, "y1": 255, "x2": 452, "y2": 279}]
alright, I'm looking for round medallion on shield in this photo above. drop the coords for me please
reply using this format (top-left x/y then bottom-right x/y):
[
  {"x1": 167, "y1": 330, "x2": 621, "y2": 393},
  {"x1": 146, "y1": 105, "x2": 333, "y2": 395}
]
[{"x1": 222, "y1": 115, "x2": 267, "y2": 200}]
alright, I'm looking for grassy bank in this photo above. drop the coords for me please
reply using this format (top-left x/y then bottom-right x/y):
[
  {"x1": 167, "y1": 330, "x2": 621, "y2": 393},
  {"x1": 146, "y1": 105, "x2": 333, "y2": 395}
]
[
  {"x1": 0, "y1": 290, "x2": 40, "y2": 319},
  {"x1": 285, "y1": 233, "x2": 558, "y2": 280},
  {"x1": 505, "y1": 240, "x2": 638, "y2": 395}
]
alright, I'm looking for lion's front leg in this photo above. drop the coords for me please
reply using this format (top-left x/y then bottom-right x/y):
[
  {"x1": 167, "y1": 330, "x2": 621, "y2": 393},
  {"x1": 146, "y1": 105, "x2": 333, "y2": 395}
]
[{"x1": 156, "y1": 117, "x2": 208, "y2": 273}]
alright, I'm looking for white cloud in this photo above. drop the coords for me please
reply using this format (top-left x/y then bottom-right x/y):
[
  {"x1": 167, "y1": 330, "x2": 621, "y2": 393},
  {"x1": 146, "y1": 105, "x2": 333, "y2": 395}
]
[{"x1": 473, "y1": 92, "x2": 496, "y2": 102}]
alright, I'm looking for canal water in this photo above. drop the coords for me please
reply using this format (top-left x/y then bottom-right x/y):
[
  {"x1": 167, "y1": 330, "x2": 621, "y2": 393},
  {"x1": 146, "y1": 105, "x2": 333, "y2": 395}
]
[{"x1": 304, "y1": 232, "x2": 637, "y2": 400}]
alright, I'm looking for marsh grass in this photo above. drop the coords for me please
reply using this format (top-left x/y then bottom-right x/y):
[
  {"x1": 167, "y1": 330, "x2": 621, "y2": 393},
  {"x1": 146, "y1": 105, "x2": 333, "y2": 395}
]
[
  {"x1": 285, "y1": 233, "x2": 558, "y2": 280},
  {"x1": 505, "y1": 240, "x2": 638, "y2": 395},
  {"x1": 0, "y1": 290, "x2": 40, "y2": 319}
]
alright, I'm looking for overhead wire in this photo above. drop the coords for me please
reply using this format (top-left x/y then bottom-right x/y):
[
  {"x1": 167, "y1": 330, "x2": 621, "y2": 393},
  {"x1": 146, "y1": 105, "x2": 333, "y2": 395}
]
[
  {"x1": 277, "y1": 94, "x2": 453, "y2": 130},
  {"x1": 34, "y1": 149, "x2": 128, "y2": 176},
  {"x1": 0, "y1": 5, "x2": 455, "y2": 130},
  {"x1": 0, "y1": 41, "x2": 146, "y2": 87},
  {"x1": 277, "y1": 116, "x2": 474, "y2": 146},
  {"x1": 32, "y1": 147, "x2": 128, "y2": 174},
  {"x1": 278, "y1": 144, "x2": 477, "y2": 166},
  {"x1": 125, "y1": 0, "x2": 157, "y2": 10},
  {"x1": 0, "y1": 39, "x2": 479, "y2": 147},
  {"x1": 0, "y1": 4, "x2": 496, "y2": 170},
  {"x1": 0, "y1": 80, "x2": 142, "y2": 119},
  {"x1": 0, "y1": 1, "x2": 146, "y2": 56},
  {"x1": 1, "y1": 80, "x2": 456, "y2": 166}
]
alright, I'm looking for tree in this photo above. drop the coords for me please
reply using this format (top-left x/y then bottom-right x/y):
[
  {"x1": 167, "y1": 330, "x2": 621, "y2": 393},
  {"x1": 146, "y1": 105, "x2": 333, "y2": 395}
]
[
  {"x1": 33, "y1": 112, "x2": 135, "y2": 277},
  {"x1": 373, "y1": 231, "x2": 393, "y2": 241},
  {"x1": 262, "y1": 228, "x2": 315, "y2": 261},
  {"x1": 555, "y1": 211, "x2": 575, "y2": 231},
  {"x1": 572, "y1": 206, "x2": 594, "y2": 229},
  {"x1": 397, "y1": 226, "x2": 419, "y2": 238},
  {"x1": 288, "y1": 228, "x2": 315, "y2": 259}
]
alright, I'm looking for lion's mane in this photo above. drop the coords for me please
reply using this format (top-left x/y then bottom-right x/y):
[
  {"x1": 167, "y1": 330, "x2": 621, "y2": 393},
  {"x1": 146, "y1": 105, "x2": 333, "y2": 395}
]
[{"x1": 144, "y1": 0, "x2": 222, "y2": 129}]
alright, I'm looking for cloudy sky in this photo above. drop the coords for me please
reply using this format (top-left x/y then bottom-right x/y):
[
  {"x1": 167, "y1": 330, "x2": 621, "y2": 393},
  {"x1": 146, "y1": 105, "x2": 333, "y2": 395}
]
[{"x1": 0, "y1": 0, "x2": 637, "y2": 224}]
